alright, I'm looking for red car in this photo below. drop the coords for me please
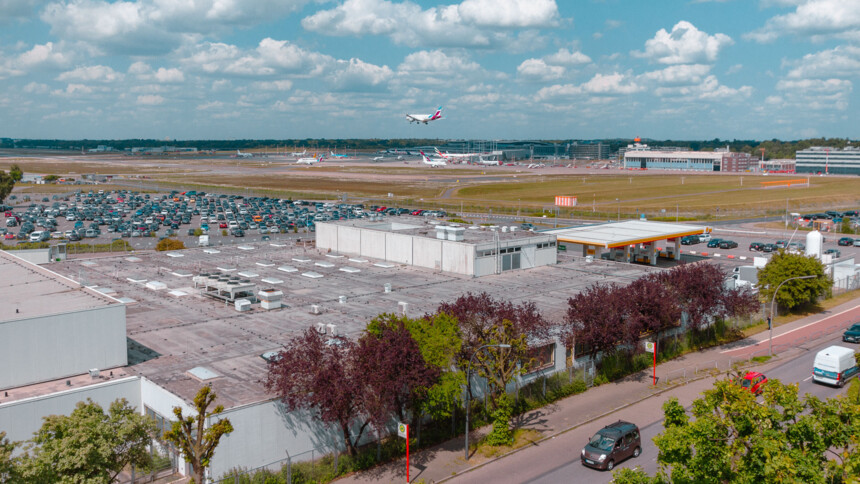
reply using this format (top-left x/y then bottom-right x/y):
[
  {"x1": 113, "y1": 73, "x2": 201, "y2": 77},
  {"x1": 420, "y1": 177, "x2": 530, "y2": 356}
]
[
  {"x1": 4, "y1": 233, "x2": 15, "y2": 240},
  {"x1": 736, "y1": 371, "x2": 768, "y2": 395},
  {"x1": 411, "y1": 209, "x2": 424, "y2": 216},
  {"x1": 219, "y1": 222, "x2": 228, "y2": 228},
  {"x1": 375, "y1": 206, "x2": 387, "y2": 212}
]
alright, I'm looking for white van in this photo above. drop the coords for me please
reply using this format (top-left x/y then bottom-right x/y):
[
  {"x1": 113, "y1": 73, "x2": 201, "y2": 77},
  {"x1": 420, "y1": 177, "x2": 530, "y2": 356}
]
[
  {"x1": 813, "y1": 345, "x2": 858, "y2": 387},
  {"x1": 29, "y1": 231, "x2": 45, "y2": 242}
]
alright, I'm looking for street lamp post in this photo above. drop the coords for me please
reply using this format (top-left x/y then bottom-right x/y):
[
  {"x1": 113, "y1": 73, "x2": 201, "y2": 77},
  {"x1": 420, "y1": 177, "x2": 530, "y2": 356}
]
[
  {"x1": 769, "y1": 275, "x2": 816, "y2": 355},
  {"x1": 465, "y1": 343, "x2": 511, "y2": 461},
  {"x1": 616, "y1": 198, "x2": 620, "y2": 221}
]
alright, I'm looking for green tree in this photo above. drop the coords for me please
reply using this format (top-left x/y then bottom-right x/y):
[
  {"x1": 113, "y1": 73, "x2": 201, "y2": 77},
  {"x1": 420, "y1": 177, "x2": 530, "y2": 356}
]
[
  {"x1": 43, "y1": 174, "x2": 59, "y2": 183},
  {"x1": 0, "y1": 170, "x2": 15, "y2": 203},
  {"x1": 757, "y1": 251, "x2": 831, "y2": 310},
  {"x1": 0, "y1": 431, "x2": 19, "y2": 483},
  {"x1": 624, "y1": 377, "x2": 860, "y2": 483},
  {"x1": 163, "y1": 386, "x2": 234, "y2": 484},
  {"x1": 9, "y1": 164, "x2": 22, "y2": 182},
  {"x1": 156, "y1": 238, "x2": 186, "y2": 251},
  {"x1": 17, "y1": 398, "x2": 155, "y2": 483},
  {"x1": 367, "y1": 313, "x2": 464, "y2": 421}
]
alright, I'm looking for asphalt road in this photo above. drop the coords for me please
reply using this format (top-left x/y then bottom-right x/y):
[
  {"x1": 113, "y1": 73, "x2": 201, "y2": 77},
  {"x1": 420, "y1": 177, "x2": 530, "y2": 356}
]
[{"x1": 450, "y1": 318, "x2": 858, "y2": 484}]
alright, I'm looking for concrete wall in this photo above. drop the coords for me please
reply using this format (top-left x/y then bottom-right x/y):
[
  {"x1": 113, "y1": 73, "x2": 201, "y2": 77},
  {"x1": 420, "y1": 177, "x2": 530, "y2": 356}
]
[
  {"x1": 0, "y1": 304, "x2": 127, "y2": 389},
  {"x1": 3, "y1": 249, "x2": 52, "y2": 265},
  {"x1": 338, "y1": 226, "x2": 362, "y2": 255},
  {"x1": 441, "y1": 243, "x2": 474, "y2": 275},
  {"x1": 360, "y1": 230, "x2": 386, "y2": 260},
  {"x1": 315, "y1": 224, "x2": 338, "y2": 252},
  {"x1": 412, "y1": 237, "x2": 443, "y2": 270},
  {"x1": 385, "y1": 232, "x2": 414, "y2": 265},
  {"x1": 0, "y1": 377, "x2": 141, "y2": 444}
]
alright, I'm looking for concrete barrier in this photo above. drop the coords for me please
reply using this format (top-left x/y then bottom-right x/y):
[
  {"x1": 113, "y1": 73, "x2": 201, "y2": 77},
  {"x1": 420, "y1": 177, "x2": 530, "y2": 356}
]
[
  {"x1": 713, "y1": 253, "x2": 721, "y2": 257},
  {"x1": 701, "y1": 252, "x2": 708, "y2": 256},
  {"x1": 727, "y1": 255, "x2": 735, "y2": 259}
]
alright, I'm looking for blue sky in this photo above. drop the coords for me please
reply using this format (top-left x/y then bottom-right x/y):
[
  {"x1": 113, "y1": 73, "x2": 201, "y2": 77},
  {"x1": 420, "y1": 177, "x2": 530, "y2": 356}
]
[{"x1": 0, "y1": 0, "x2": 858, "y2": 141}]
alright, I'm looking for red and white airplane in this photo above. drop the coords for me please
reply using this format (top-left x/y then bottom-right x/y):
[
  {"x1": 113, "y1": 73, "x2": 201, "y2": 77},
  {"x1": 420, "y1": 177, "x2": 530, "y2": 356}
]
[
  {"x1": 406, "y1": 106, "x2": 443, "y2": 124},
  {"x1": 296, "y1": 154, "x2": 324, "y2": 165},
  {"x1": 419, "y1": 151, "x2": 447, "y2": 167}
]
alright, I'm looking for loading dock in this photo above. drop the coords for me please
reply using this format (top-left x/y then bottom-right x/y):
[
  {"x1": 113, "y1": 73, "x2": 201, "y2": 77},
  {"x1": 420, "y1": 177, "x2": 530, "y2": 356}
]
[{"x1": 545, "y1": 221, "x2": 711, "y2": 266}]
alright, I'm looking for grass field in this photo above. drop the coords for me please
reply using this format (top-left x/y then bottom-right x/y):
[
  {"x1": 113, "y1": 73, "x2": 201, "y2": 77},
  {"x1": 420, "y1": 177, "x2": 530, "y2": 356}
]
[{"x1": 451, "y1": 174, "x2": 860, "y2": 217}]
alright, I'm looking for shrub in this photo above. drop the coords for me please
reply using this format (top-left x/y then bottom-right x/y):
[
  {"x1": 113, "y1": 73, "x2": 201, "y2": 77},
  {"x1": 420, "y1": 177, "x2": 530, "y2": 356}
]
[
  {"x1": 485, "y1": 395, "x2": 513, "y2": 446},
  {"x1": 156, "y1": 238, "x2": 185, "y2": 251},
  {"x1": 222, "y1": 229, "x2": 228, "y2": 236},
  {"x1": 193, "y1": 228, "x2": 203, "y2": 236}
]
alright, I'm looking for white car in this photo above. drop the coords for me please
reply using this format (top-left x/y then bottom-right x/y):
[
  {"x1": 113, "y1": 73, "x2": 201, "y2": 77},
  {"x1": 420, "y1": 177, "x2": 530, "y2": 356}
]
[{"x1": 698, "y1": 233, "x2": 711, "y2": 242}]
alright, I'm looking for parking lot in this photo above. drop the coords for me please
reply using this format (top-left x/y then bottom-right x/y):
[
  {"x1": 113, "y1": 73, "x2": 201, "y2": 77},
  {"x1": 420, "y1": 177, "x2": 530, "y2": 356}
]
[{"x1": 1, "y1": 189, "x2": 454, "y2": 251}]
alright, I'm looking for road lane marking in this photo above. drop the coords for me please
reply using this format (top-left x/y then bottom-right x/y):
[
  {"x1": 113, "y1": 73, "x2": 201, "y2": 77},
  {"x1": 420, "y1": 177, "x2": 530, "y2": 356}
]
[
  {"x1": 720, "y1": 304, "x2": 860, "y2": 354},
  {"x1": 803, "y1": 376, "x2": 812, "y2": 382}
]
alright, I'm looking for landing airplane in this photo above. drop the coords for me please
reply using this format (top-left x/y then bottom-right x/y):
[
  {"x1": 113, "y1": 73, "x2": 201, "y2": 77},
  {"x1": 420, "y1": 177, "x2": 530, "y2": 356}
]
[
  {"x1": 296, "y1": 154, "x2": 324, "y2": 165},
  {"x1": 330, "y1": 151, "x2": 350, "y2": 159},
  {"x1": 420, "y1": 151, "x2": 447, "y2": 167},
  {"x1": 235, "y1": 150, "x2": 253, "y2": 158},
  {"x1": 476, "y1": 155, "x2": 501, "y2": 166},
  {"x1": 406, "y1": 106, "x2": 443, "y2": 124}
]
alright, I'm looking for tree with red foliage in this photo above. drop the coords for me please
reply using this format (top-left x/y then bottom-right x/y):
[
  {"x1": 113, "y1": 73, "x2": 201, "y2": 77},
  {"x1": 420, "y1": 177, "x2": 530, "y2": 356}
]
[
  {"x1": 621, "y1": 272, "x2": 683, "y2": 346},
  {"x1": 663, "y1": 263, "x2": 727, "y2": 331},
  {"x1": 356, "y1": 319, "x2": 440, "y2": 432},
  {"x1": 562, "y1": 283, "x2": 627, "y2": 361},
  {"x1": 437, "y1": 292, "x2": 550, "y2": 402},
  {"x1": 265, "y1": 329, "x2": 370, "y2": 457},
  {"x1": 719, "y1": 286, "x2": 761, "y2": 321}
]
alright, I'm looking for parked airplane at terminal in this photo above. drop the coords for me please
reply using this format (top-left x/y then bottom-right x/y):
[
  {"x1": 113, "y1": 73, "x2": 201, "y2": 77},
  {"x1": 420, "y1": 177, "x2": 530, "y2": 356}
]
[
  {"x1": 291, "y1": 149, "x2": 307, "y2": 157},
  {"x1": 434, "y1": 147, "x2": 477, "y2": 161},
  {"x1": 372, "y1": 156, "x2": 384, "y2": 161},
  {"x1": 406, "y1": 107, "x2": 443, "y2": 124},
  {"x1": 476, "y1": 156, "x2": 501, "y2": 166},
  {"x1": 296, "y1": 154, "x2": 324, "y2": 164},
  {"x1": 420, "y1": 151, "x2": 447, "y2": 167},
  {"x1": 234, "y1": 150, "x2": 253, "y2": 158},
  {"x1": 329, "y1": 151, "x2": 349, "y2": 159}
]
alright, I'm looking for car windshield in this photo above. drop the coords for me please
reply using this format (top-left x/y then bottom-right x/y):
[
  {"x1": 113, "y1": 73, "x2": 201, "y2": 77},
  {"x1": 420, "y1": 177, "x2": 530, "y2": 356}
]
[
  {"x1": 739, "y1": 378, "x2": 752, "y2": 388},
  {"x1": 589, "y1": 434, "x2": 617, "y2": 451}
]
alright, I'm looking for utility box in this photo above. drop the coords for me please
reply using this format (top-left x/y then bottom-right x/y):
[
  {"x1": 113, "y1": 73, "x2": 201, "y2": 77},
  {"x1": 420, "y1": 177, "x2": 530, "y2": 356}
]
[
  {"x1": 199, "y1": 235, "x2": 210, "y2": 247},
  {"x1": 258, "y1": 288, "x2": 283, "y2": 310},
  {"x1": 234, "y1": 299, "x2": 251, "y2": 311}
]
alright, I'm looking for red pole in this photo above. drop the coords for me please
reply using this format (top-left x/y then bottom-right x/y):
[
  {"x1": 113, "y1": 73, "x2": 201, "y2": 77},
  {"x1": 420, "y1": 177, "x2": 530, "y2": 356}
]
[
  {"x1": 652, "y1": 342, "x2": 657, "y2": 385},
  {"x1": 406, "y1": 424, "x2": 410, "y2": 483}
]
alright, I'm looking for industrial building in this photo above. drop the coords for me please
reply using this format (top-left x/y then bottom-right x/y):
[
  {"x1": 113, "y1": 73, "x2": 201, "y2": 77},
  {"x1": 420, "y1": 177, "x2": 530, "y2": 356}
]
[
  {"x1": 623, "y1": 143, "x2": 755, "y2": 172},
  {"x1": 569, "y1": 141, "x2": 609, "y2": 160},
  {"x1": 0, "y1": 237, "x2": 665, "y2": 480},
  {"x1": 315, "y1": 220, "x2": 558, "y2": 277},
  {"x1": 796, "y1": 146, "x2": 860, "y2": 175}
]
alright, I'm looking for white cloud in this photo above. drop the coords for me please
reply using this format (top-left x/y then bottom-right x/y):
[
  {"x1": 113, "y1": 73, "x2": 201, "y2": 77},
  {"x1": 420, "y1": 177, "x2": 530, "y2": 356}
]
[
  {"x1": 136, "y1": 94, "x2": 165, "y2": 105},
  {"x1": 517, "y1": 58, "x2": 564, "y2": 81},
  {"x1": 16, "y1": 42, "x2": 71, "y2": 69},
  {"x1": 784, "y1": 45, "x2": 860, "y2": 79},
  {"x1": 746, "y1": 0, "x2": 860, "y2": 42},
  {"x1": 41, "y1": 0, "x2": 313, "y2": 55},
  {"x1": 302, "y1": 0, "x2": 559, "y2": 48},
  {"x1": 632, "y1": 21, "x2": 733, "y2": 64},
  {"x1": 154, "y1": 67, "x2": 185, "y2": 83},
  {"x1": 181, "y1": 38, "x2": 335, "y2": 77},
  {"x1": 640, "y1": 64, "x2": 712, "y2": 85},
  {"x1": 197, "y1": 100, "x2": 224, "y2": 110},
  {"x1": 776, "y1": 78, "x2": 852, "y2": 110},
  {"x1": 396, "y1": 49, "x2": 485, "y2": 86},
  {"x1": 535, "y1": 72, "x2": 642, "y2": 100},
  {"x1": 0, "y1": 0, "x2": 43, "y2": 21},
  {"x1": 51, "y1": 83, "x2": 95, "y2": 96},
  {"x1": 57, "y1": 65, "x2": 123, "y2": 82},
  {"x1": 252, "y1": 80, "x2": 293, "y2": 91},
  {"x1": 22, "y1": 82, "x2": 50, "y2": 94},
  {"x1": 544, "y1": 48, "x2": 591, "y2": 66},
  {"x1": 726, "y1": 63, "x2": 743, "y2": 74},
  {"x1": 329, "y1": 58, "x2": 393, "y2": 91}
]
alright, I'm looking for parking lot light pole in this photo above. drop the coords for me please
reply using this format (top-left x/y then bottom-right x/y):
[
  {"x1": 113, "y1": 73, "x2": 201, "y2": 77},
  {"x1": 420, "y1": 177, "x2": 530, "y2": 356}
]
[
  {"x1": 770, "y1": 275, "x2": 816, "y2": 356},
  {"x1": 465, "y1": 343, "x2": 511, "y2": 461}
]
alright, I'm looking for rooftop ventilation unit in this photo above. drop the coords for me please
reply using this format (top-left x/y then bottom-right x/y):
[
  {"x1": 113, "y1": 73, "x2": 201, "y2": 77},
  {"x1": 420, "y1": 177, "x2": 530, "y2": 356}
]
[
  {"x1": 384, "y1": 283, "x2": 392, "y2": 293},
  {"x1": 502, "y1": 226, "x2": 508, "y2": 233},
  {"x1": 435, "y1": 225, "x2": 448, "y2": 240},
  {"x1": 234, "y1": 299, "x2": 251, "y2": 312},
  {"x1": 316, "y1": 322, "x2": 326, "y2": 334},
  {"x1": 311, "y1": 304, "x2": 321, "y2": 315},
  {"x1": 338, "y1": 295, "x2": 347, "y2": 304},
  {"x1": 447, "y1": 226, "x2": 465, "y2": 242},
  {"x1": 398, "y1": 301, "x2": 409, "y2": 316},
  {"x1": 88, "y1": 368, "x2": 100, "y2": 378},
  {"x1": 327, "y1": 323, "x2": 337, "y2": 336},
  {"x1": 510, "y1": 226, "x2": 517, "y2": 232}
]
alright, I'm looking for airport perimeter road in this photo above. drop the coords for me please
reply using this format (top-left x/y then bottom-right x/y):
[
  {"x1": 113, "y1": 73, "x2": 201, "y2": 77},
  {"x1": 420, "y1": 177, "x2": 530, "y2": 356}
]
[{"x1": 448, "y1": 311, "x2": 858, "y2": 484}]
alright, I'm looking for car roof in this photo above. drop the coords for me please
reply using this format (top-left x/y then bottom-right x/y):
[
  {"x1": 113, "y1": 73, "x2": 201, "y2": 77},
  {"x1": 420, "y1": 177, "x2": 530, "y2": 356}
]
[
  {"x1": 743, "y1": 371, "x2": 765, "y2": 379},
  {"x1": 600, "y1": 420, "x2": 638, "y2": 435}
]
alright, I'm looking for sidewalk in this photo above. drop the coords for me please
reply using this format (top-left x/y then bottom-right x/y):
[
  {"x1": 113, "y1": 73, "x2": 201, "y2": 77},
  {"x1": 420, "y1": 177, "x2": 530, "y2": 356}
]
[{"x1": 335, "y1": 296, "x2": 860, "y2": 484}]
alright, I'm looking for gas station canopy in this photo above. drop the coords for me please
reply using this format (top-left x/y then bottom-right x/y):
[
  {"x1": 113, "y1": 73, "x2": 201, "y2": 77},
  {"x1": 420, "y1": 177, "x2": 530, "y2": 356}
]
[{"x1": 545, "y1": 220, "x2": 711, "y2": 248}]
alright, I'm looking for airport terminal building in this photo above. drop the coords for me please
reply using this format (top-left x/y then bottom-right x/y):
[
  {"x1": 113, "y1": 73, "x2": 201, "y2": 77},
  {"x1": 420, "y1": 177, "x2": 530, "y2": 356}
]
[
  {"x1": 624, "y1": 147, "x2": 755, "y2": 172},
  {"x1": 796, "y1": 146, "x2": 860, "y2": 175}
]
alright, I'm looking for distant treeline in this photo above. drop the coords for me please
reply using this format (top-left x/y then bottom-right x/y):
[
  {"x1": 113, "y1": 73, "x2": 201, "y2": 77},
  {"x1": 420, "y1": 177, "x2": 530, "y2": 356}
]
[{"x1": 1, "y1": 137, "x2": 854, "y2": 159}]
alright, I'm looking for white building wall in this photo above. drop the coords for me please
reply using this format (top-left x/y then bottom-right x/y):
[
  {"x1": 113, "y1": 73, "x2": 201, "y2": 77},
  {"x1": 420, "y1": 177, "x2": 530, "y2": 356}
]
[
  {"x1": 0, "y1": 377, "x2": 141, "y2": 444},
  {"x1": 315, "y1": 224, "x2": 338, "y2": 252},
  {"x1": 440, "y1": 242, "x2": 473, "y2": 275},
  {"x1": 385, "y1": 232, "x2": 414, "y2": 265},
  {"x1": 360, "y1": 230, "x2": 387, "y2": 260},
  {"x1": 474, "y1": 256, "x2": 497, "y2": 277},
  {"x1": 534, "y1": 247, "x2": 558, "y2": 266},
  {"x1": 209, "y1": 400, "x2": 368, "y2": 479},
  {"x1": 0, "y1": 305, "x2": 127, "y2": 389},
  {"x1": 337, "y1": 226, "x2": 362, "y2": 255},
  {"x1": 412, "y1": 237, "x2": 443, "y2": 271}
]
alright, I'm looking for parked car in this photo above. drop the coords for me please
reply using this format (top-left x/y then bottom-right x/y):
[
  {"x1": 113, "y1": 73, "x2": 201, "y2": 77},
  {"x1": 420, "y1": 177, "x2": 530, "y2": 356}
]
[
  {"x1": 842, "y1": 323, "x2": 860, "y2": 343},
  {"x1": 735, "y1": 371, "x2": 768, "y2": 396},
  {"x1": 749, "y1": 242, "x2": 764, "y2": 251},
  {"x1": 706, "y1": 238, "x2": 723, "y2": 248},
  {"x1": 581, "y1": 421, "x2": 641, "y2": 471},
  {"x1": 824, "y1": 248, "x2": 841, "y2": 258},
  {"x1": 855, "y1": 239, "x2": 860, "y2": 247},
  {"x1": 698, "y1": 233, "x2": 711, "y2": 242},
  {"x1": 761, "y1": 243, "x2": 777, "y2": 253},
  {"x1": 839, "y1": 237, "x2": 855, "y2": 246},
  {"x1": 521, "y1": 222, "x2": 536, "y2": 230},
  {"x1": 719, "y1": 240, "x2": 738, "y2": 249}
]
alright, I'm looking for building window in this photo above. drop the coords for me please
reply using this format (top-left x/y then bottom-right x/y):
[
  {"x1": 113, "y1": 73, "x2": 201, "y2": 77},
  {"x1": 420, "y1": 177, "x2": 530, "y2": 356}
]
[
  {"x1": 525, "y1": 343, "x2": 555, "y2": 373},
  {"x1": 145, "y1": 406, "x2": 172, "y2": 437}
]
